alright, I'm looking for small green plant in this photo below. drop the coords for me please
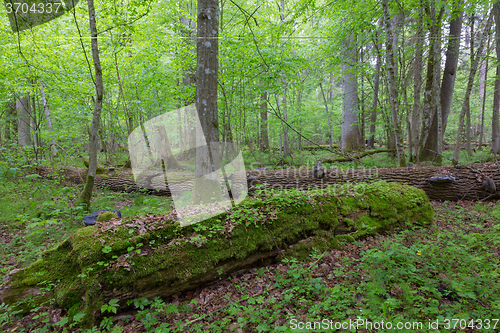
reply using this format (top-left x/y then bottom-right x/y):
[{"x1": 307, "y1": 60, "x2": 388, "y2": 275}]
[{"x1": 101, "y1": 299, "x2": 120, "y2": 314}]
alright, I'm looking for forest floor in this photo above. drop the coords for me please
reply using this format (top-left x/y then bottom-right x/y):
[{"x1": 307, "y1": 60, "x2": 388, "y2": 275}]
[{"x1": 1, "y1": 149, "x2": 500, "y2": 332}]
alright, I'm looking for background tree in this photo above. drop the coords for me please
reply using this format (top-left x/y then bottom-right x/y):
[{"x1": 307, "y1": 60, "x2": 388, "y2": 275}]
[
  {"x1": 78, "y1": 0, "x2": 104, "y2": 210},
  {"x1": 192, "y1": 0, "x2": 221, "y2": 204}
]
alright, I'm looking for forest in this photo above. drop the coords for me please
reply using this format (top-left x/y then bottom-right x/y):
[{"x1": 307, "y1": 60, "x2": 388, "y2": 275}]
[{"x1": 1, "y1": 0, "x2": 500, "y2": 332}]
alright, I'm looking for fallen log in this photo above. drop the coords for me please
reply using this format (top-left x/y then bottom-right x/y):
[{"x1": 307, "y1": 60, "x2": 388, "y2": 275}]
[
  {"x1": 36, "y1": 162, "x2": 500, "y2": 201},
  {"x1": 0, "y1": 181, "x2": 433, "y2": 326},
  {"x1": 245, "y1": 162, "x2": 500, "y2": 201}
]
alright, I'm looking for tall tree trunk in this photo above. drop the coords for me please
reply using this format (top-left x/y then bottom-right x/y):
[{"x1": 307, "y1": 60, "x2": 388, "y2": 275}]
[
  {"x1": 440, "y1": 1, "x2": 464, "y2": 135},
  {"x1": 16, "y1": 95, "x2": 31, "y2": 147},
  {"x1": 4, "y1": 104, "x2": 10, "y2": 141},
  {"x1": 39, "y1": 81, "x2": 57, "y2": 156},
  {"x1": 282, "y1": 79, "x2": 289, "y2": 157},
  {"x1": 368, "y1": 35, "x2": 382, "y2": 149},
  {"x1": 179, "y1": 1, "x2": 196, "y2": 158},
  {"x1": 260, "y1": 92, "x2": 269, "y2": 151},
  {"x1": 420, "y1": 4, "x2": 461, "y2": 161},
  {"x1": 114, "y1": 53, "x2": 133, "y2": 136},
  {"x1": 5, "y1": 98, "x2": 15, "y2": 141},
  {"x1": 192, "y1": 0, "x2": 221, "y2": 204},
  {"x1": 479, "y1": 34, "x2": 490, "y2": 147},
  {"x1": 319, "y1": 82, "x2": 333, "y2": 150},
  {"x1": 78, "y1": 0, "x2": 104, "y2": 211},
  {"x1": 410, "y1": 6, "x2": 424, "y2": 161},
  {"x1": 359, "y1": 49, "x2": 365, "y2": 142},
  {"x1": 453, "y1": 11, "x2": 493, "y2": 162},
  {"x1": 492, "y1": 1, "x2": 500, "y2": 153},
  {"x1": 341, "y1": 35, "x2": 363, "y2": 152},
  {"x1": 382, "y1": 0, "x2": 406, "y2": 166},
  {"x1": 432, "y1": 2, "x2": 443, "y2": 164}
]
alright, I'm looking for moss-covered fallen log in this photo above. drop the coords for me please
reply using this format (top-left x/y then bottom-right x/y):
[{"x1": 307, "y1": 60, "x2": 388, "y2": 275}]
[{"x1": 0, "y1": 181, "x2": 433, "y2": 327}]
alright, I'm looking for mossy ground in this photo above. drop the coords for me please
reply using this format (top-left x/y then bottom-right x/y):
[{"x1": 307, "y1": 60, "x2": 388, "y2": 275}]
[{"x1": 1, "y1": 181, "x2": 433, "y2": 326}]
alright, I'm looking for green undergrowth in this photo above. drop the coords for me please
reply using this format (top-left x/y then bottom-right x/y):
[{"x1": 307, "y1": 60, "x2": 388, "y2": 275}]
[
  {"x1": 0, "y1": 181, "x2": 433, "y2": 328},
  {"x1": 0, "y1": 165, "x2": 173, "y2": 276}
]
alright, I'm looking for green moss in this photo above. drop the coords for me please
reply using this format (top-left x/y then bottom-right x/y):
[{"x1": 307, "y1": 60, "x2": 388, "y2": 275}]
[
  {"x1": 1, "y1": 181, "x2": 433, "y2": 326},
  {"x1": 96, "y1": 211, "x2": 118, "y2": 222}
]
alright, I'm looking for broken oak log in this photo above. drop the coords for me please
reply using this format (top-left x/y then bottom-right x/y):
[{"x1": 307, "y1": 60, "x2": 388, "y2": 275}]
[
  {"x1": 246, "y1": 162, "x2": 500, "y2": 201},
  {"x1": 36, "y1": 162, "x2": 500, "y2": 201},
  {"x1": 0, "y1": 181, "x2": 433, "y2": 326}
]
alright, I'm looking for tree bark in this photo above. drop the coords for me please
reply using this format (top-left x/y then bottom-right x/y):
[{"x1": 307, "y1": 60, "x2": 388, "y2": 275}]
[
  {"x1": 244, "y1": 162, "x2": 500, "y2": 202},
  {"x1": 39, "y1": 81, "x2": 57, "y2": 157},
  {"x1": 410, "y1": 6, "x2": 423, "y2": 161},
  {"x1": 319, "y1": 83, "x2": 333, "y2": 151},
  {"x1": 5, "y1": 98, "x2": 16, "y2": 141},
  {"x1": 368, "y1": 34, "x2": 382, "y2": 149},
  {"x1": 16, "y1": 95, "x2": 31, "y2": 147},
  {"x1": 439, "y1": 2, "x2": 464, "y2": 136},
  {"x1": 492, "y1": 1, "x2": 500, "y2": 153},
  {"x1": 409, "y1": 7, "x2": 424, "y2": 162},
  {"x1": 192, "y1": 0, "x2": 222, "y2": 204},
  {"x1": 420, "y1": 5, "x2": 458, "y2": 161},
  {"x1": 78, "y1": 0, "x2": 104, "y2": 211},
  {"x1": 479, "y1": 35, "x2": 490, "y2": 148},
  {"x1": 382, "y1": 0, "x2": 406, "y2": 167},
  {"x1": 453, "y1": 12, "x2": 493, "y2": 162},
  {"x1": 260, "y1": 92, "x2": 269, "y2": 151},
  {"x1": 341, "y1": 35, "x2": 363, "y2": 152}
]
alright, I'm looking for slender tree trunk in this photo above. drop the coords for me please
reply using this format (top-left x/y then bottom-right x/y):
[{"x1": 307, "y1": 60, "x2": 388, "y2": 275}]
[
  {"x1": 192, "y1": 0, "x2": 221, "y2": 204},
  {"x1": 319, "y1": 83, "x2": 333, "y2": 150},
  {"x1": 5, "y1": 101, "x2": 11, "y2": 141},
  {"x1": 418, "y1": 5, "x2": 444, "y2": 162},
  {"x1": 368, "y1": 34, "x2": 382, "y2": 149},
  {"x1": 420, "y1": 4, "x2": 463, "y2": 161},
  {"x1": 382, "y1": 0, "x2": 406, "y2": 166},
  {"x1": 411, "y1": 6, "x2": 424, "y2": 161},
  {"x1": 6, "y1": 98, "x2": 15, "y2": 141},
  {"x1": 260, "y1": 92, "x2": 269, "y2": 151},
  {"x1": 39, "y1": 81, "x2": 57, "y2": 156},
  {"x1": 453, "y1": 11, "x2": 493, "y2": 162},
  {"x1": 440, "y1": 1, "x2": 464, "y2": 136},
  {"x1": 479, "y1": 35, "x2": 490, "y2": 147},
  {"x1": 114, "y1": 53, "x2": 133, "y2": 136},
  {"x1": 466, "y1": 11, "x2": 476, "y2": 156},
  {"x1": 492, "y1": 1, "x2": 500, "y2": 153},
  {"x1": 341, "y1": 35, "x2": 363, "y2": 152},
  {"x1": 282, "y1": 78, "x2": 289, "y2": 157},
  {"x1": 78, "y1": 0, "x2": 104, "y2": 211},
  {"x1": 16, "y1": 95, "x2": 31, "y2": 147},
  {"x1": 432, "y1": 2, "x2": 443, "y2": 164},
  {"x1": 359, "y1": 50, "x2": 365, "y2": 142}
]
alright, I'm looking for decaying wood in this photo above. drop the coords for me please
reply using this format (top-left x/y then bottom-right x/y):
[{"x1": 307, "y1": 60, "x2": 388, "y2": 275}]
[
  {"x1": 246, "y1": 162, "x2": 500, "y2": 201},
  {"x1": 36, "y1": 162, "x2": 500, "y2": 201},
  {"x1": 0, "y1": 182, "x2": 433, "y2": 323}
]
